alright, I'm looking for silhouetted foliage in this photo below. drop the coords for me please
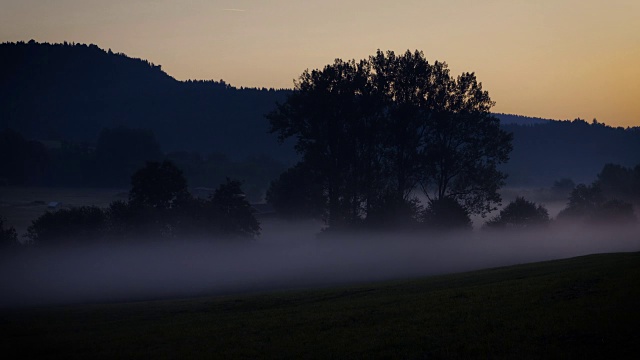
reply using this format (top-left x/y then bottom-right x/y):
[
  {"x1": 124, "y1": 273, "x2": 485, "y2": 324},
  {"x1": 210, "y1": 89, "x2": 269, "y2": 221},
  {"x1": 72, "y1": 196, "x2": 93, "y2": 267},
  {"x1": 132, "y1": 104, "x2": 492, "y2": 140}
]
[
  {"x1": 93, "y1": 127, "x2": 163, "y2": 187},
  {"x1": 3, "y1": 41, "x2": 638, "y2": 190},
  {"x1": 266, "y1": 163, "x2": 325, "y2": 219},
  {"x1": 26, "y1": 206, "x2": 108, "y2": 244},
  {"x1": 26, "y1": 171, "x2": 260, "y2": 243},
  {"x1": 365, "y1": 194, "x2": 424, "y2": 230},
  {"x1": 210, "y1": 179, "x2": 260, "y2": 238},
  {"x1": 557, "y1": 184, "x2": 605, "y2": 220},
  {"x1": 485, "y1": 197, "x2": 550, "y2": 229},
  {"x1": 422, "y1": 197, "x2": 472, "y2": 230},
  {"x1": 593, "y1": 200, "x2": 636, "y2": 224},
  {"x1": 0, "y1": 128, "x2": 49, "y2": 185},
  {"x1": 0, "y1": 216, "x2": 19, "y2": 248},
  {"x1": 129, "y1": 160, "x2": 190, "y2": 210},
  {"x1": 595, "y1": 163, "x2": 640, "y2": 205},
  {"x1": 502, "y1": 119, "x2": 640, "y2": 186},
  {"x1": 551, "y1": 178, "x2": 576, "y2": 198},
  {"x1": 557, "y1": 180, "x2": 636, "y2": 224},
  {"x1": 268, "y1": 50, "x2": 511, "y2": 229}
]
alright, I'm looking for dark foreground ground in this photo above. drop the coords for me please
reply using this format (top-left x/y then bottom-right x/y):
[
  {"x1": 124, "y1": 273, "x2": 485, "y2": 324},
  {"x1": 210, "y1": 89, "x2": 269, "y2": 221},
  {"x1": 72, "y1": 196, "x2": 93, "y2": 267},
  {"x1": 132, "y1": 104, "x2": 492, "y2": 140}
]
[{"x1": 2, "y1": 252, "x2": 639, "y2": 359}]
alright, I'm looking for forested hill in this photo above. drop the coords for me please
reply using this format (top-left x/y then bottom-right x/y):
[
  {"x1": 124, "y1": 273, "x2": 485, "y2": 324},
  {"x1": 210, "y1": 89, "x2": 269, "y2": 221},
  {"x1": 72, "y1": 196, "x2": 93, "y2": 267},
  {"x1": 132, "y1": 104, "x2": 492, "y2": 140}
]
[
  {"x1": 2, "y1": 41, "x2": 639, "y2": 186},
  {"x1": 0, "y1": 41, "x2": 293, "y2": 162},
  {"x1": 502, "y1": 119, "x2": 640, "y2": 185}
]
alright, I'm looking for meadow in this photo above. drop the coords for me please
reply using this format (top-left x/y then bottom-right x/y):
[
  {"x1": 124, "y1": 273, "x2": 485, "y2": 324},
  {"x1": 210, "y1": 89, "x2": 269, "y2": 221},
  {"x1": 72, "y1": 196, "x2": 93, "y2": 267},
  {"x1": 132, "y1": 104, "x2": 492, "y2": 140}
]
[{"x1": 2, "y1": 252, "x2": 639, "y2": 359}]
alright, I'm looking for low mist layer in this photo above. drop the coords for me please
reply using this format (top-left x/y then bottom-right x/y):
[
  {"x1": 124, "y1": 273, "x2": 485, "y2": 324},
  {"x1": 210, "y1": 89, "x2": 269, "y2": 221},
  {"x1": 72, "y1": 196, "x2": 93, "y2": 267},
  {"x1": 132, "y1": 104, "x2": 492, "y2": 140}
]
[{"x1": 2, "y1": 220, "x2": 639, "y2": 308}]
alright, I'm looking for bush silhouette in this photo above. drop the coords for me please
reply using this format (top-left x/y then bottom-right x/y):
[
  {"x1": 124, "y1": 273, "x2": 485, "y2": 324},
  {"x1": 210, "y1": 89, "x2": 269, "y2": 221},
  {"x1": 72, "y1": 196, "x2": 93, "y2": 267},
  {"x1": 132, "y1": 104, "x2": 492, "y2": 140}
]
[
  {"x1": 0, "y1": 216, "x2": 19, "y2": 248},
  {"x1": 423, "y1": 197, "x2": 472, "y2": 230},
  {"x1": 26, "y1": 206, "x2": 108, "y2": 244},
  {"x1": 129, "y1": 160, "x2": 190, "y2": 209},
  {"x1": 485, "y1": 197, "x2": 550, "y2": 229},
  {"x1": 557, "y1": 183, "x2": 636, "y2": 224}
]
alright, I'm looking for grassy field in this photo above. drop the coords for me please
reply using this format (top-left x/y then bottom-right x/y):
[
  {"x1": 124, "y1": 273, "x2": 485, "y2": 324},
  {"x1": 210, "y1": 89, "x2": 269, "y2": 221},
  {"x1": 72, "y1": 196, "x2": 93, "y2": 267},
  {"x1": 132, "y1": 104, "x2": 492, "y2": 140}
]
[{"x1": 1, "y1": 252, "x2": 639, "y2": 359}]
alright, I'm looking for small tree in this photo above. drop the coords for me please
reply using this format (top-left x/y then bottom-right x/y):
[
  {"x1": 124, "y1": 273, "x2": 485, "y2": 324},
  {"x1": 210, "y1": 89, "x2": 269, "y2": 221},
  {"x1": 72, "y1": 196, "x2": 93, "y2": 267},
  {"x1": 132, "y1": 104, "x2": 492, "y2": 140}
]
[
  {"x1": 557, "y1": 182, "x2": 636, "y2": 224},
  {"x1": 485, "y1": 197, "x2": 550, "y2": 229},
  {"x1": 423, "y1": 197, "x2": 472, "y2": 230},
  {"x1": 0, "y1": 216, "x2": 19, "y2": 248},
  {"x1": 210, "y1": 179, "x2": 260, "y2": 238},
  {"x1": 557, "y1": 184, "x2": 605, "y2": 220},
  {"x1": 129, "y1": 160, "x2": 190, "y2": 209},
  {"x1": 92, "y1": 127, "x2": 163, "y2": 187},
  {"x1": 551, "y1": 178, "x2": 576, "y2": 198},
  {"x1": 266, "y1": 163, "x2": 325, "y2": 220}
]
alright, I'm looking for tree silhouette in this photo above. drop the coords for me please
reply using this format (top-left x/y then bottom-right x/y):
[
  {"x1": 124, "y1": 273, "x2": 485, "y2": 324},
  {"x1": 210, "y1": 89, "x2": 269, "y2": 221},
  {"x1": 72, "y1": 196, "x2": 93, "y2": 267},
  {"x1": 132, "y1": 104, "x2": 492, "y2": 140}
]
[
  {"x1": 93, "y1": 127, "x2": 163, "y2": 187},
  {"x1": 485, "y1": 197, "x2": 550, "y2": 229},
  {"x1": 595, "y1": 163, "x2": 639, "y2": 205},
  {"x1": 268, "y1": 50, "x2": 512, "y2": 229},
  {"x1": 422, "y1": 197, "x2": 472, "y2": 230},
  {"x1": 594, "y1": 200, "x2": 636, "y2": 224},
  {"x1": 26, "y1": 206, "x2": 108, "y2": 244},
  {"x1": 129, "y1": 160, "x2": 190, "y2": 210},
  {"x1": 557, "y1": 184, "x2": 605, "y2": 220},
  {"x1": 210, "y1": 179, "x2": 260, "y2": 238},
  {"x1": 266, "y1": 163, "x2": 325, "y2": 219},
  {"x1": 557, "y1": 181, "x2": 636, "y2": 224},
  {"x1": 0, "y1": 216, "x2": 19, "y2": 248}
]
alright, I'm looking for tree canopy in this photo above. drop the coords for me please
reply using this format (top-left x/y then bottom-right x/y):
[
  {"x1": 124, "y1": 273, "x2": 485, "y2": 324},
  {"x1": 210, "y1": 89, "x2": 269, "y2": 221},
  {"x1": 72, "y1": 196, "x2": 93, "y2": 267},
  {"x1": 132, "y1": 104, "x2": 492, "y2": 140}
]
[
  {"x1": 129, "y1": 160, "x2": 190, "y2": 210},
  {"x1": 485, "y1": 197, "x2": 550, "y2": 229},
  {"x1": 268, "y1": 50, "x2": 512, "y2": 229},
  {"x1": 0, "y1": 216, "x2": 19, "y2": 248}
]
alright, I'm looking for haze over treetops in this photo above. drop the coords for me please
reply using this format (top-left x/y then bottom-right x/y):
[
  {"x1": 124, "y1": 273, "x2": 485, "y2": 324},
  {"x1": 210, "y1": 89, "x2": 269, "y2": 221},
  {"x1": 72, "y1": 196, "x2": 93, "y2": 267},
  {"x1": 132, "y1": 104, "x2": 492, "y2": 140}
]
[{"x1": 1, "y1": 0, "x2": 638, "y2": 127}]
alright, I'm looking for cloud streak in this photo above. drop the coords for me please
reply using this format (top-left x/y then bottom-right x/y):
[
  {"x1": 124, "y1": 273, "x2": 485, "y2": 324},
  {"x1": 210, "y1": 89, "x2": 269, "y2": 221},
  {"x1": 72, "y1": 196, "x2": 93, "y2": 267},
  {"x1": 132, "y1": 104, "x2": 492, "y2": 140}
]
[{"x1": 223, "y1": 8, "x2": 245, "y2": 12}]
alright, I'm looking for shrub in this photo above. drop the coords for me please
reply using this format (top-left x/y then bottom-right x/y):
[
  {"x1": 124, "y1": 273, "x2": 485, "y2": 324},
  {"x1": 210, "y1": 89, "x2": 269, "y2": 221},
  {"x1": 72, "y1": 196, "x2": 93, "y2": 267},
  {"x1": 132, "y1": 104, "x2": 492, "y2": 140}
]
[
  {"x1": 0, "y1": 216, "x2": 19, "y2": 247},
  {"x1": 485, "y1": 197, "x2": 550, "y2": 229},
  {"x1": 26, "y1": 206, "x2": 107, "y2": 245},
  {"x1": 423, "y1": 197, "x2": 472, "y2": 230}
]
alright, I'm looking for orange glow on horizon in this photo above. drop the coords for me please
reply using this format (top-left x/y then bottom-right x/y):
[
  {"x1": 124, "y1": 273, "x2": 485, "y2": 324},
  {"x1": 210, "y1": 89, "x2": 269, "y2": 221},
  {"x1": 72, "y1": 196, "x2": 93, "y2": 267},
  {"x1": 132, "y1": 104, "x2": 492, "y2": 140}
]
[{"x1": 1, "y1": 0, "x2": 638, "y2": 127}]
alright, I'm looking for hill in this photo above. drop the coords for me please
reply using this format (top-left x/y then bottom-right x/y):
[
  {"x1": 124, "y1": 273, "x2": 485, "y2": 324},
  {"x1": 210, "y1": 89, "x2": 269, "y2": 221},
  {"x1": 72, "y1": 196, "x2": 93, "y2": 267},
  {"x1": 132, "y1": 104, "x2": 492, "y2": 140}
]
[
  {"x1": 0, "y1": 40, "x2": 294, "y2": 162},
  {"x1": 2, "y1": 41, "x2": 639, "y2": 186},
  {"x1": 2, "y1": 252, "x2": 639, "y2": 358},
  {"x1": 502, "y1": 119, "x2": 640, "y2": 185},
  {"x1": 493, "y1": 113, "x2": 549, "y2": 125}
]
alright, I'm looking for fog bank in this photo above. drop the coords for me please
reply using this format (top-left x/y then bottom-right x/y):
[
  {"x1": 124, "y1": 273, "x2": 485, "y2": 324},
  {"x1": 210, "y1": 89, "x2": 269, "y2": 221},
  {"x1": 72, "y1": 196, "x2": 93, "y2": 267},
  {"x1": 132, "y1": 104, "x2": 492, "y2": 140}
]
[{"x1": 1, "y1": 220, "x2": 639, "y2": 307}]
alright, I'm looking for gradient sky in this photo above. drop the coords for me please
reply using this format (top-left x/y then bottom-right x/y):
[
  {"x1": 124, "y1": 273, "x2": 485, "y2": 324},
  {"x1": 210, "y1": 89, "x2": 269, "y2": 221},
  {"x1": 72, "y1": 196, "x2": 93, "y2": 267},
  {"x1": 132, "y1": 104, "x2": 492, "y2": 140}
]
[{"x1": 1, "y1": 0, "x2": 639, "y2": 126}]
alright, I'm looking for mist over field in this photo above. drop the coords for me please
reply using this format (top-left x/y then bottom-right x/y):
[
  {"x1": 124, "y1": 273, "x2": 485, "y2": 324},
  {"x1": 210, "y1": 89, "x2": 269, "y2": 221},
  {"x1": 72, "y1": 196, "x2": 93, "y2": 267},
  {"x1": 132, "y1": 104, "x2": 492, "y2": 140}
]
[{"x1": 2, "y1": 220, "x2": 639, "y2": 308}]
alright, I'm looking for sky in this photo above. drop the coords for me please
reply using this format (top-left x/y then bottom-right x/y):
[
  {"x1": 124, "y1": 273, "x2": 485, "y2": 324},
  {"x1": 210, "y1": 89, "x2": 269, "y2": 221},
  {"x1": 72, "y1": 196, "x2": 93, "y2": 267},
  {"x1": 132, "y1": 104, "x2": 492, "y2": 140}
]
[{"x1": 1, "y1": 0, "x2": 639, "y2": 127}]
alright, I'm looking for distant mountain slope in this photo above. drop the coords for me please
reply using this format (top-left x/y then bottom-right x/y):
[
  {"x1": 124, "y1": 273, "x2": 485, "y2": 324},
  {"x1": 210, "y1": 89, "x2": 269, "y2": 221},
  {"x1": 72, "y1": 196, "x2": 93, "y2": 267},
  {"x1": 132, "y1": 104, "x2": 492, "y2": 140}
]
[
  {"x1": 0, "y1": 41, "x2": 294, "y2": 162},
  {"x1": 502, "y1": 119, "x2": 640, "y2": 185},
  {"x1": 493, "y1": 113, "x2": 549, "y2": 125},
  {"x1": 2, "y1": 41, "x2": 639, "y2": 186}
]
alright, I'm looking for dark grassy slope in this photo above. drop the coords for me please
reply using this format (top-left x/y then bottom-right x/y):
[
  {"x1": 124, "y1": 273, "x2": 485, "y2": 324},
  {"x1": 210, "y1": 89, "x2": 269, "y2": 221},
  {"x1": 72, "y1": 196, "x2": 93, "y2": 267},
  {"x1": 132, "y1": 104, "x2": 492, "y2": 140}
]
[{"x1": 2, "y1": 252, "x2": 639, "y2": 359}]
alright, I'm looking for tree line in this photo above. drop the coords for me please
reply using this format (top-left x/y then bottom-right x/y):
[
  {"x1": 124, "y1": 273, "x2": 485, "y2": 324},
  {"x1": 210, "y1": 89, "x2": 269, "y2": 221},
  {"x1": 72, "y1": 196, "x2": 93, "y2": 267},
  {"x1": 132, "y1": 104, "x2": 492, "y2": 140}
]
[
  {"x1": 0, "y1": 127, "x2": 285, "y2": 201},
  {"x1": 503, "y1": 118, "x2": 640, "y2": 186},
  {"x1": 4, "y1": 161, "x2": 259, "y2": 246},
  {"x1": 2, "y1": 160, "x2": 636, "y2": 251}
]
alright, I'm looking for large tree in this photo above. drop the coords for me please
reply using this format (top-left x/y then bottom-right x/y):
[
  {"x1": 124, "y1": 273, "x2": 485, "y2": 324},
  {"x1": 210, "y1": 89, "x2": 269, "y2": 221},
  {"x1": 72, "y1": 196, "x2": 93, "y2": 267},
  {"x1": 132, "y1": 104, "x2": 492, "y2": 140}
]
[
  {"x1": 268, "y1": 50, "x2": 512, "y2": 228},
  {"x1": 268, "y1": 59, "x2": 375, "y2": 227}
]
